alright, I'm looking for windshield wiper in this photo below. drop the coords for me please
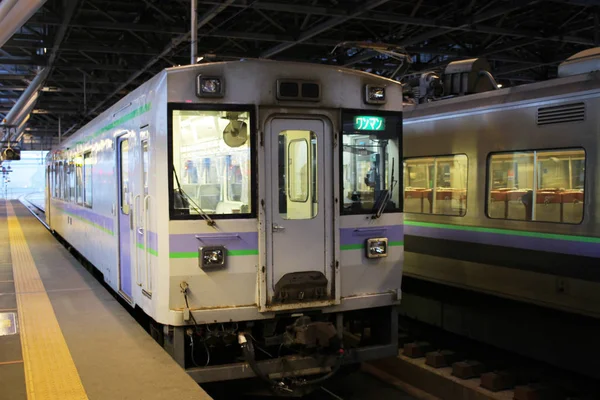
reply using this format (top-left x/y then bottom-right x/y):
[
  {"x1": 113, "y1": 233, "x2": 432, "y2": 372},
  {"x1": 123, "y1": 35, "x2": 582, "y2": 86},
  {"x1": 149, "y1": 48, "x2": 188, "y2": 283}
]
[
  {"x1": 173, "y1": 165, "x2": 216, "y2": 227},
  {"x1": 372, "y1": 158, "x2": 397, "y2": 219}
]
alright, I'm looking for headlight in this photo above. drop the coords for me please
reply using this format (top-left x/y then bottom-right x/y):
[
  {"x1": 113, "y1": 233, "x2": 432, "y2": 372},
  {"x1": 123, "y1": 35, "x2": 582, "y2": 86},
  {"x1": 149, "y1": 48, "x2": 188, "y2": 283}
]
[
  {"x1": 196, "y1": 75, "x2": 224, "y2": 97},
  {"x1": 364, "y1": 84, "x2": 386, "y2": 104},
  {"x1": 366, "y1": 238, "x2": 388, "y2": 259},
  {"x1": 199, "y1": 246, "x2": 226, "y2": 268}
]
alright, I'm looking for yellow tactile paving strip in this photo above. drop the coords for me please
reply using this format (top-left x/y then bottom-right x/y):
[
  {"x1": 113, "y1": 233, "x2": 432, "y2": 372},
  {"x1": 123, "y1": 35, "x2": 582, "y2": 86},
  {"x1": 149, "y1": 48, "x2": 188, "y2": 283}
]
[{"x1": 7, "y1": 202, "x2": 89, "y2": 400}]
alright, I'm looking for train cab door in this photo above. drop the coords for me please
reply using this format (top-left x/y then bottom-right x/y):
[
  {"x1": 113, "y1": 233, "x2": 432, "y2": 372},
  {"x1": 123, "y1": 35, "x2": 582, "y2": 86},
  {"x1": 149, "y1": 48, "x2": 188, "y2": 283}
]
[
  {"x1": 265, "y1": 117, "x2": 334, "y2": 308},
  {"x1": 117, "y1": 134, "x2": 133, "y2": 301}
]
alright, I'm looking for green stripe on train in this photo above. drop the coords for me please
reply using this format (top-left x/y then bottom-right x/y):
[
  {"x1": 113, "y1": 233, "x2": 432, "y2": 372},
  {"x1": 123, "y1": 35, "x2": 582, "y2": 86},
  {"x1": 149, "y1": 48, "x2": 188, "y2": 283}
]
[
  {"x1": 404, "y1": 220, "x2": 600, "y2": 243},
  {"x1": 55, "y1": 207, "x2": 114, "y2": 236},
  {"x1": 340, "y1": 241, "x2": 404, "y2": 251},
  {"x1": 170, "y1": 249, "x2": 259, "y2": 259},
  {"x1": 74, "y1": 103, "x2": 152, "y2": 145},
  {"x1": 136, "y1": 243, "x2": 159, "y2": 256}
]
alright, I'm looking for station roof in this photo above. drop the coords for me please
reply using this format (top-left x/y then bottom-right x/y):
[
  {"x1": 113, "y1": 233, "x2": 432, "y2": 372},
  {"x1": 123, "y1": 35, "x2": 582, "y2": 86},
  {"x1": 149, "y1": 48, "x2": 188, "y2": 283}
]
[{"x1": 0, "y1": 0, "x2": 594, "y2": 146}]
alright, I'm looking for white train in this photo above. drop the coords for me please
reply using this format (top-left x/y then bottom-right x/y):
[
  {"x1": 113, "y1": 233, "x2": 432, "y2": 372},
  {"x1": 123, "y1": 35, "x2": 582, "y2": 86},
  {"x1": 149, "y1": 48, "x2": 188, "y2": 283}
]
[{"x1": 44, "y1": 59, "x2": 404, "y2": 390}]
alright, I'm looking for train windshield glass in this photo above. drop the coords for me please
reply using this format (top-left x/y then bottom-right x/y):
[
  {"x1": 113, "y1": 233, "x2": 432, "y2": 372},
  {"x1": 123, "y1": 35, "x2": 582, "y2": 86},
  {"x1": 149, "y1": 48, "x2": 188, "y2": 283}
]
[
  {"x1": 341, "y1": 111, "x2": 402, "y2": 215},
  {"x1": 171, "y1": 109, "x2": 252, "y2": 217}
]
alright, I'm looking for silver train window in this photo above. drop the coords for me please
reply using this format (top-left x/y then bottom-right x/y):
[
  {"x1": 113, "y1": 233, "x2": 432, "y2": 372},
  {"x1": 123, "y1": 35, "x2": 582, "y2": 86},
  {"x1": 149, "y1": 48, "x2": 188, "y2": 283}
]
[
  {"x1": 171, "y1": 109, "x2": 251, "y2": 217},
  {"x1": 83, "y1": 151, "x2": 93, "y2": 208},
  {"x1": 487, "y1": 148, "x2": 585, "y2": 224},
  {"x1": 75, "y1": 154, "x2": 84, "y2": 206},
  {"x1": 403, "y1": 154, "x2": 468, "y2": 217},
  {"x1": 341, "y1": 112, "x2": 402, "y2": 215}
]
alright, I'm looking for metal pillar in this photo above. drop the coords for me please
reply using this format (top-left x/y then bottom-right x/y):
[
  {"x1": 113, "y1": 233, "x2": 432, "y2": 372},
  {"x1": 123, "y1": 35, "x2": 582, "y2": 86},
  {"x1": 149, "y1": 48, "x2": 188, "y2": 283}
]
[
  {"x1": 0, "y1": 0, "x2": 18, "y2": 23},
  {"x1": 2, "y1": 69, "x2": 46, "y2": 128},
  {"x1": 191, "y1": 0, "x2": 198, "y2": 64}
]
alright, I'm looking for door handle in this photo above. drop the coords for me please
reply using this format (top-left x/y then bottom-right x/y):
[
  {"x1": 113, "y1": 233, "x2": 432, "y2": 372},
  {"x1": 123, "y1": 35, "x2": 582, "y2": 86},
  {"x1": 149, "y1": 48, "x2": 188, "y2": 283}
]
[
  {"x1": 272, "y1": 223, "x2": 285, "y2": 232},
  {"x1": 137, "y1": 228, "x2": 144, "y2": 235}
]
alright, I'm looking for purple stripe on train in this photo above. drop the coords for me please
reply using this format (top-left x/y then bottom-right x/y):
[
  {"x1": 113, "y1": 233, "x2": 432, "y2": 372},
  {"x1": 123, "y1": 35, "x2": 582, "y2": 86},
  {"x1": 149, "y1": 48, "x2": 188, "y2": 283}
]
[
  {"x1": 170, "y1": 226, "x2": 404, "y2": 252},
  {"x1": 169, "y1": 232, "x2": 259, "y2": 252},
  {"x1": 54, "y1": 201, "x2": 114, "y2": 233},
  {"x1": 405, "y1": 225, "x2": 600, "y2": 258},
  {"x1": 340, "y1": 225, "x2": 404, "y2": 246}
]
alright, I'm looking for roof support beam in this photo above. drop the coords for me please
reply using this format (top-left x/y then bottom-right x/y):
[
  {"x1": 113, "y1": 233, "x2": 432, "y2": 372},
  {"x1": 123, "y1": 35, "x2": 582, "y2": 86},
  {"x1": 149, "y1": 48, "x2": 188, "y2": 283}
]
[
  {"x1": 260, "y1": 0, "x2": 390, "y2": 58},
  {"x1": 62, "y1": 0, "x2": 235, "y2": 137},
  {"x1": 28, "y1": 5, "x2": 594, "y2": 47},
  {"x1": 4, "y1": 0, "x2": 80, "y2": 142},
  {"x1": 343, "y1": 0, "x2": 540, "y2": 67},
  {"x1": 254, "y1": 8, "x2": 286, "y2": 33}
]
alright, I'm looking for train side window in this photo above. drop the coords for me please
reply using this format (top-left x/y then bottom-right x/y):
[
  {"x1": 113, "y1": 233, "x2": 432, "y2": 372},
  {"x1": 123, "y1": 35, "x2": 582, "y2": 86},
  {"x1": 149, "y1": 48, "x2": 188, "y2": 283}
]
[
  {"x1": 75, "y1": 155, "x2": 84, "y2": 205},
  {"x1": 141, "y1": 139, "x2": 149, "y2": 195},
  {"x1": 62, "y1": 162, "x2": 69, "y2": 200},
  {"x1": 120, "y1": 140, "x2": 130, "y2": 215},
  {"x1": 170, "y1": 108, "x2": 253, "y2": 218},
  {"x1": 487, "y1": 148, "x2": 585, "y2": 224},
  {"x1": 404, "y1": 154, "x2": 468, "y2": 216},
  {"x1": 69, "y1": 160, "x2": 76, "y2": 203},
  {"x1": 56, "y1": 161, "x2": 61, "y2": 200},
  {"x1": 53, "y1": 162, "x2": 60, "y2": 198},
  {"x1": 83, "y1": 151, "x2": 93, "y2": 208}
]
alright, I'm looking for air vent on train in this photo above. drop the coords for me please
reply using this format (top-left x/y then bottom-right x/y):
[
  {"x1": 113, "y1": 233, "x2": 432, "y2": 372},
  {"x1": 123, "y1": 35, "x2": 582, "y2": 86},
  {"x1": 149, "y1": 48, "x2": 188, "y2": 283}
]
[
  {"x1": 276, "y1": 80, "x2": 321, "y2": 101},
  {"x1": 537, "y1": 102, "x2": 585, "y2": 126}
]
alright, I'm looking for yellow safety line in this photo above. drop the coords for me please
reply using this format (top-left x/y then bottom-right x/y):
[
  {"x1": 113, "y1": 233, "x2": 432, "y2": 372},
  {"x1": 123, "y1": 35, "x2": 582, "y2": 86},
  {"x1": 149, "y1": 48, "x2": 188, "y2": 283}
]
[{"x1": 7, "y1": 202, "x2": 88, "y2": 400}]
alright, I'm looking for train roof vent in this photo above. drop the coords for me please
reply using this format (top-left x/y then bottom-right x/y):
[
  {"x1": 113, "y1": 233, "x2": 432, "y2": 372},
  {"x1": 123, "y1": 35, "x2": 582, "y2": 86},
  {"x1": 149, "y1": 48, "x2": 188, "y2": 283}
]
[
  {"x1": 558, "y1": 47, "x2": 600, "y2": 77},
  {"x1": 537, "y1": 102, "x2": 585, "y2": 126},
  {"x1": 276, "y1": 80, "x2": 321, "y2": 101}
]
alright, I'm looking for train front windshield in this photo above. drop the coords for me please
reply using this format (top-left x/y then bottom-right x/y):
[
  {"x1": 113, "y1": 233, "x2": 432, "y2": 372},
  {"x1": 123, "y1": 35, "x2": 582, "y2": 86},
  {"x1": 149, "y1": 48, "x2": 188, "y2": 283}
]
[
  {"x1": 170, "y1": 108, "x2": 253, "y2": 217},
  {"x1": 341, "y1": 111, "x2": 402, "y2": 215}
]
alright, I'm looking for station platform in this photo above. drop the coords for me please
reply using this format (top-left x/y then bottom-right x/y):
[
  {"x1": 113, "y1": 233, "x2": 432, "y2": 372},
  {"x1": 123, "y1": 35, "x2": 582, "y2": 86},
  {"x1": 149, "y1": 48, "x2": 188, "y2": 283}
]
[{"x1": 0, "y1": 200, "x2": 211, "y2": 400}]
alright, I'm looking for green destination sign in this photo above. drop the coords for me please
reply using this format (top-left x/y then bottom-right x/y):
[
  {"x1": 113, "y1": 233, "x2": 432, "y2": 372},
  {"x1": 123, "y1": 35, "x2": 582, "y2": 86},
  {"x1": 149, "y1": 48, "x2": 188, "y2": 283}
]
[{"x1": 354, "y1": 116, "x2": 385, "y2": 131}]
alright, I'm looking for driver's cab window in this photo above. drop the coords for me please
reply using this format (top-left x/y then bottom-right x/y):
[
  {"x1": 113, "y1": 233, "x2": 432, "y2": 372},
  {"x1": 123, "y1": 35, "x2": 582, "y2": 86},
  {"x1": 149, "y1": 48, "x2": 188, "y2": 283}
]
[
  {"x1": 341, "y1": 112, "x2": 402, "y2": 215},
  {"x1": 171, "y1": 109, "x2": 252, "y2": 218}
]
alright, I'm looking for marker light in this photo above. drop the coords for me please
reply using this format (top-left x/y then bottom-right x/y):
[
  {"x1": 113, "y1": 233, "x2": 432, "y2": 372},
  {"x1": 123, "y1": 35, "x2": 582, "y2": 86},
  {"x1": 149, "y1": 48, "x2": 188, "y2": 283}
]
[
  {"x1": 365, "y1": 84, "x2": 386, "y2": 104},
  {"x1": 196, "y1": 75, "x2": 224, "y2": 98},
  {"x1": 199, "y1": 246, "x2": 226, "y2": 268},
  {"x1": 365, "y1": 237, "x2": 388, "y2": 259}
]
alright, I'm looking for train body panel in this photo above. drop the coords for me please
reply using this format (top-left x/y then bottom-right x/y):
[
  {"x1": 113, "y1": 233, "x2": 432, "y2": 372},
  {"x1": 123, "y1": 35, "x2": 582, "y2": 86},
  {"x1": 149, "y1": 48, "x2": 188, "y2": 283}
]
[
  {"x1": 45, "y1": 59, "x2": 404, "y2": 382},
  {"x1": 403, "y1": 69, "x2": 600, "y2": 317}
]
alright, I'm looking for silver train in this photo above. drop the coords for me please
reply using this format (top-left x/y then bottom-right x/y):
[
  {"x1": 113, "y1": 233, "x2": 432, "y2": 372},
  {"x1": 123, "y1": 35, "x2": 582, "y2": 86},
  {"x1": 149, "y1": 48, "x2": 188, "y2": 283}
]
[
  {"x1": 44, "y1": 59, "x2": 404, "y2": 391},
  {"x1": 402, "y1": 48, "x2": 600, "y2": 318}
]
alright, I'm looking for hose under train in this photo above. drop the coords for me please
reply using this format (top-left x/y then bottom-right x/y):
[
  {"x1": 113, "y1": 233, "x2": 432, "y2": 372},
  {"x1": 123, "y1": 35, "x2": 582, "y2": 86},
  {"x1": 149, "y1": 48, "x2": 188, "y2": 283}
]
[{"x1": 238, "y1": 333, "x2": 345, "y2": 394}]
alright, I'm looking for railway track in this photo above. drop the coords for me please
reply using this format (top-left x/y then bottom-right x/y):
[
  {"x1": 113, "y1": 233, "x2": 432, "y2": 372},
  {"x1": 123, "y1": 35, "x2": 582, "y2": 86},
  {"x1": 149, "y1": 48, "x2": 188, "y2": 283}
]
[
  {"x1": 365, "y1": 315, "x2": 600, "y2": 400},
  {"x1": 201, "y1": 365, "x2": 416, "y2": 399},
  {"x1": 20, "y1": 195, "x2": 49, "y2": 229}
]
